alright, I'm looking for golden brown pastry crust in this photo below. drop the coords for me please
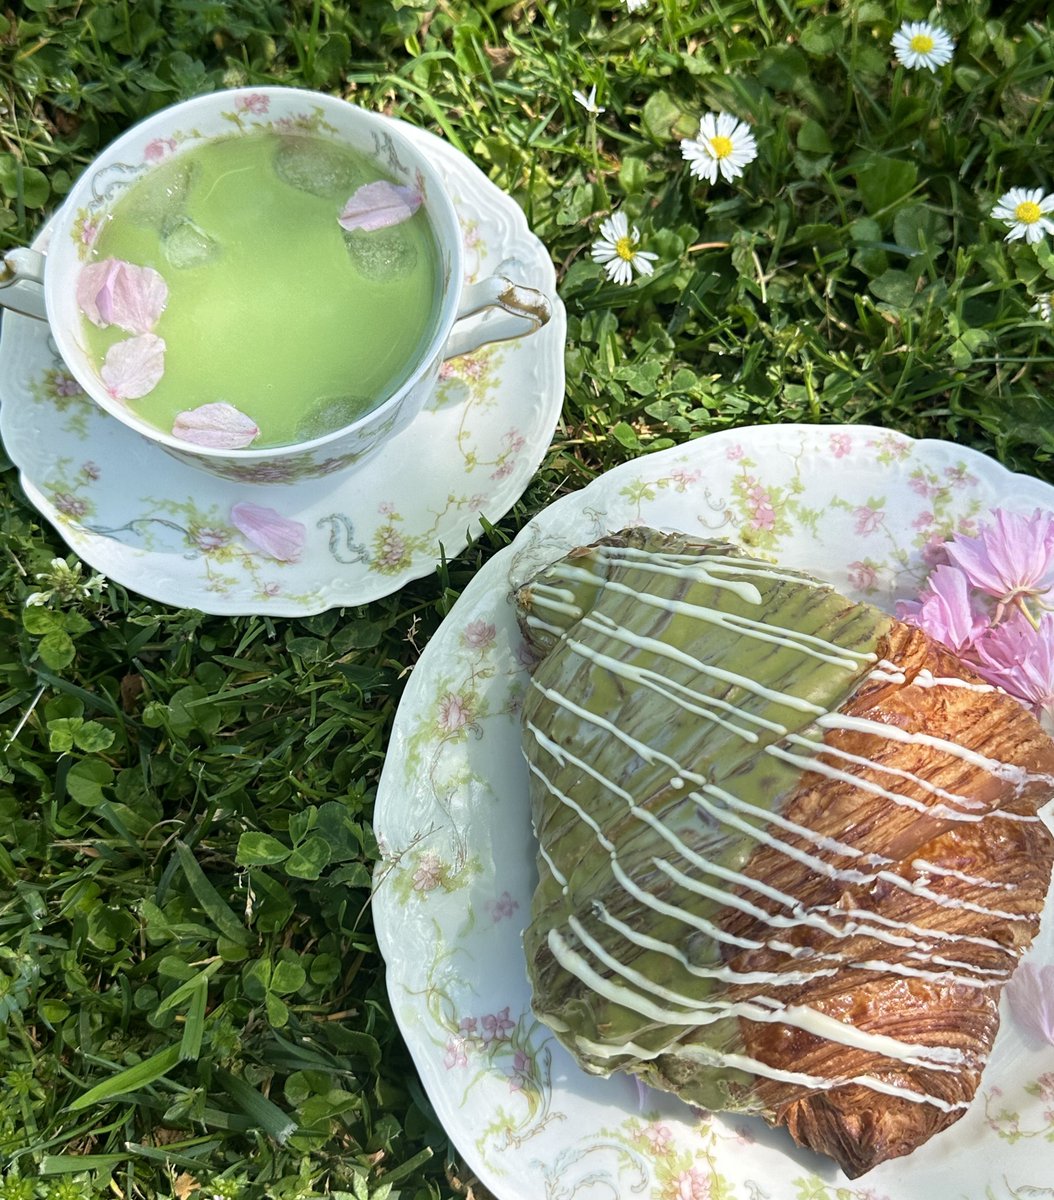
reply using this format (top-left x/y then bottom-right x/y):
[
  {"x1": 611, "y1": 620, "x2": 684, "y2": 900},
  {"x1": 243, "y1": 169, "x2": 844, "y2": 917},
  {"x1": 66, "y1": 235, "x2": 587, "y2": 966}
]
[{"x1": 722, "y1": 623, "x2": 1054, "y2": 1176}]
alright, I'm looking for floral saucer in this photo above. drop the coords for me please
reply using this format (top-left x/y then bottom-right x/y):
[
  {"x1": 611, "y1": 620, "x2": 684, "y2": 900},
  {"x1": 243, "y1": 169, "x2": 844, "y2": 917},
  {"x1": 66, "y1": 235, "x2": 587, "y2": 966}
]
[
  {"x1": 0, "y1": 122, "x2": 565, "y2": 616},
  {"x1": 373, "y1": 424, "x2": 1054, "y2": 1200}
]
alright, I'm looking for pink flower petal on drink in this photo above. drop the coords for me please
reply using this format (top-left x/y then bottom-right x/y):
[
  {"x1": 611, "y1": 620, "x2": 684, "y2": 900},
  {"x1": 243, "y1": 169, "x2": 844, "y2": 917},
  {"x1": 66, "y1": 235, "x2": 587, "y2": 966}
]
[
  {"x1": 77, "y1": 258, "x2": 168, "y2": 334},
  {"x1": 172, "y1": 402, "x2": 260, "y2": 449},
  {"x1": 230, "y1": 502, "x2": 305, "y2": 563},
  {"x1": 1006, "y1": 960, "x2": 1054, "y2": 1045},
  {"x1": 337, "y1": 181, "x2": 423, "y2": 232},
  {"x1": 100, "y1": 334, "x2": 166, "y2": 401}
]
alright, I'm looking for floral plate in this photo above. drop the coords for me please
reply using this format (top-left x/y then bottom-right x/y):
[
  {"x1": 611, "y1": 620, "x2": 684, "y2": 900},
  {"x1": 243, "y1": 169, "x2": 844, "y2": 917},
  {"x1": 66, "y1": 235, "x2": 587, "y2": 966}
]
[
  {"x1": 372, "y1": 424, "x2": 1054, "y2": 1200},
  {"x1": 0, "y1": 121, "x2": 565, "y2": 616}
]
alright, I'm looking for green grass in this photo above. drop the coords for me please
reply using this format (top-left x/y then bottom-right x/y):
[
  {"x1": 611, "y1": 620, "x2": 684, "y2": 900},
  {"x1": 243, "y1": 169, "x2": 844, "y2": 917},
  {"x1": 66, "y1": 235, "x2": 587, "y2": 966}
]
[{"x1": 0, "y1": 1, "x2": 1052, "y2": 1197}]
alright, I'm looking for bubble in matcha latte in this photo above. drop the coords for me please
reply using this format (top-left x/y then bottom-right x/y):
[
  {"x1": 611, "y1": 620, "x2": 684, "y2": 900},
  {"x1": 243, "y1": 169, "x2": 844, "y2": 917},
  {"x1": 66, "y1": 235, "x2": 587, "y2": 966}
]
[{"x1": 79, "y1": 129, "x2": 442, "y2": 449}]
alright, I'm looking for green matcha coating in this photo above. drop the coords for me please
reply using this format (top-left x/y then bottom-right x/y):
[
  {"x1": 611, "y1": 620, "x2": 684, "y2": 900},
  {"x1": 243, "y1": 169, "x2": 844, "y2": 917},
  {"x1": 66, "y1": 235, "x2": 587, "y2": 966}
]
[{"x1": 517, "y1": 529, "x2": 893, "y2": 1108}]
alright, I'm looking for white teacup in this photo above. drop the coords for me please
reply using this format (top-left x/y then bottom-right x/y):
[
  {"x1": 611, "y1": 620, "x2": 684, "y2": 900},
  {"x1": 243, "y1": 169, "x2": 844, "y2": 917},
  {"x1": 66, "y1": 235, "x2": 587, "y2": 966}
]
[{"x1": 0, "y1": 87, "x2": 551, "y2": 485}]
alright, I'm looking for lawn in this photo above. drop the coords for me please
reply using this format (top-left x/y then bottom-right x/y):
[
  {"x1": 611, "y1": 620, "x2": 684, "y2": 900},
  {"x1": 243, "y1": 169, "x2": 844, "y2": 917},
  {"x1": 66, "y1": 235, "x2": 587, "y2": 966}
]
[{"x1": 0, "y1": 1, "x2": 1052, "y2": 1198}]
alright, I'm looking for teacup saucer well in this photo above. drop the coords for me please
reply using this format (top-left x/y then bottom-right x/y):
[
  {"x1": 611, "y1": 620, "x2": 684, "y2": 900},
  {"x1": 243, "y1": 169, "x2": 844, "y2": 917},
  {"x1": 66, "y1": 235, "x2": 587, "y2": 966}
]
[{"x1": 0, "y1": 121, "x2": 565, "y2": 616}]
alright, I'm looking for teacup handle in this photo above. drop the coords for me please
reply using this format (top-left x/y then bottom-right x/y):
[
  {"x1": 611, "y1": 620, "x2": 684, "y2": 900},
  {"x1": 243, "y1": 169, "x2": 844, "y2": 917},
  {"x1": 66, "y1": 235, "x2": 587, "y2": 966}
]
[
  {"x1": 0, "y1": 249, "x2": 48, "y2": 321},
  {"x1": 442, "y1": 272, "x2": 552, "y2": 360}
]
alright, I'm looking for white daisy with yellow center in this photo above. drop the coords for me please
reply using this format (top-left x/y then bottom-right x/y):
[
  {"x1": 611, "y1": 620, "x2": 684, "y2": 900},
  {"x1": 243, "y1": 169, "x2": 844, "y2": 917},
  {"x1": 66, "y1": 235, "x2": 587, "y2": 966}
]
[
  {"x1": 891, "y1": 20, "x2": 955, "y2": 71},
  {"x1": 992, "y1": 188, "x2": 1054, "y2": 245},
  {"x1": 591, "y1": 211, "x2": 658, "y2": 286},
  {"x1": 680, "y1": 112, "x2": 758, "y2": 185}
]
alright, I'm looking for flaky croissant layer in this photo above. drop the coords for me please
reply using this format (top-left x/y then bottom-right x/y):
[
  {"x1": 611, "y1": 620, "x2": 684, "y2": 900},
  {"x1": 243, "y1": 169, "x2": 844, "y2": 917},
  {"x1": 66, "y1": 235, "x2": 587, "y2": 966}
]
[{"x1": 516, "y1": 529, "x2": 1054, "y2": 1178}]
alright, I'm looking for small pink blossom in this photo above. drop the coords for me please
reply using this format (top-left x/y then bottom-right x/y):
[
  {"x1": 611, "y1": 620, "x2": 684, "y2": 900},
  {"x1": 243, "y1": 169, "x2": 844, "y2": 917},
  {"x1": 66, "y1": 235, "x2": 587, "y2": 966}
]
[
  {"x1": 491, "y1": 461, "x2": 515, "y2": 481},
  {"x1": 502, "y1": 429, "x2": 527, "y2": 454},
  {"x1": 488, "y1": 891, "x2": 520, "y2": 922},
  {"x1": 896, "y1": 564, "x2": 988, "y2": 656},
  {"x1": 338, "y1": 181, "x2": 423, "y2": 232},
  {"x1": 944, "y1": 508, "x2": 1054, "y2": 611},
  {"x1": 100, "y1": 333, "x2": 166, "y2": 401},
  {"x1": 921, "y1": 533, "x2": 950, "y2": 567},
  {"x1": 674, "y1": 1166, "x2": 711, "y2": 1200},
  {"x1": 463, "y1": 619, "x2": 496, "y2": 650},
  {"x1": 54, "y1": 372, "x2": 83, "y2": 397},
  {"x1": 912, "y1": 510, "x2": 934, "y2": 530},
  {"x1": 944, "y1": 464, "x2": 978, "y2": 488},
  {"x1": 173, "y1": 402, "x2": 260, "y2": 449},
  {"x1": 847, "y1": 561, "x2": 877, "y2": 593},
  {"x1": 909, "y1": 473, "x2": 938, "y2": 498},
  {"x1": 376, "y1": 528, "x2": 408, "y2": 568},
  {"x1": 506, "y1": 1048, "x2": 532, "y2": 1092},
  {"x1": 54, "y1": 492, "x2": 88, "y2": 518},
  {"x1": 191, "y1": 526, "x2": 230, "y2": 552},
  {"x1": 437, "y1": 692, "x2": 472, "y2": 732},
  {"x1": 458, "y1": 1016, "x2": 478, "y2": 1036},
  {"x1": 443, "y1": 1038, "x2": 469, "y2": 1069},
  {"x1": 974, "y1": 611, "x2": 1054, "y2": 723},
  {"x1": 262, "y1": 582, "x2": 281, "y2": 597},
  {"x1": 378, "y1": 500, "x2": 396, "y2": 515},
  {"x1": 236, "y1": 93, "x2": 270, "y2": 115},
  {"x1": 229, "y1": 502, "x2": 306, "y2": 563},
  {"x1": 482, "y1": 1006, "x2": 515, "y2": 1042},
  {"x1": 644, "y1": 1122, "x2": 673, "y2": 1153},
  {"x1": 412, "y1": 852, "x2": 443, "y2": 892},
  {"x1": 829, "y1": 432, "x2": 851, "y2": 458},
  {"x1": 143, "y1": 137, "x2": 176, "y2": 162},
  {"x1": 1006, "y1": 960, "x2": 1054, "y2": 1045},
  {"x1": 854, "y1": 505, "x2": 885, "y2": 536},
  {"x1": 80, "y1": 220, "x2": 100, "y2": 247},
  {"x1": 77, "y1": 258, "x2": 168, "y2": 334},
  {"x1": 81, "y1": 461, "x2": 101, "y2": 481},
  {"x1": 725, "y1": 443, "x2": 744, "y2": 461}
]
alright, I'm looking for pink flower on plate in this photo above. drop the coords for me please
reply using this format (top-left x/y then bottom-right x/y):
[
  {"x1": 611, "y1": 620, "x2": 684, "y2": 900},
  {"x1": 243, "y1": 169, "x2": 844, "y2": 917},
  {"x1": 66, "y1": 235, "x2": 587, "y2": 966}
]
[
  {"x1": 671, "y1": 467, "x2": 701, "y2": 490},
  {"x1": 338, "y1": 181, "x2": 423, "y2": 232},
  {"x1": 100, "y1": 333, "x2": 166, "y2": 401},
  {"x1": 896, "y1": 564, "x2": 988, "y2": 656},
  {"x1": 974, "y1": 611, "x2": 1054, "y2": 723},
  {"x1": 944, "y1": 507, "x2": 1054, "y2": 612},
  {"x1": 437, "y1": 692, "x2": 472, "y2": 732},
  {"x1": 675, "y1": 1166, "x2": 711, "y2": 1200},
  {"x1": 144, "y1": 137, "x2": 176, "y2": 162},
  {"x1": 847, "y1": 560, "x2": 878, "y2": 593},
  {"x1": 644, "y1": 1122, "x2": 673, "y2": 1153},
  {"x1": 411, "y1": 851, "x2": 443, "y2": 892},
  {"x1": 488, "y1": 891, "x2": 519, "y2": 922},
  {"x1": 236, "y1": 93, "x2": 270, "y2": 115},
  {"x1": 507, "y1": 1048, "x2": 532, "y2": 1092},
  {"x1": 77, "y1": 258, "x2": 168, "y2": 334},
  {"x1": 726, "y1": 443, "x2": 744, "y2": 461},
  {"x1": 172, "y1": 402, "x2": 260, "y2": 449},
  {"x1": 443, "y1": 1038, "x2": 468, "y2": 1070},
  {"x1": 829, "y1": 432, "x2": 851, "y2": 458},
  {"x1": 229, "y1": 502, "x2": 306, "y2": 563},
  {"x1": 463, "y1": 619, "x2": 496, "y2": 650},
  {"x1": 482, "y1": 1006, "x2": 515, "y2": 1042},
  {"x1": 1005, "y1": 960, "x2": 1054, "y2": 1045},
  {"x1": 853, "y1": 505, "x2": 885, "y2": 536}
]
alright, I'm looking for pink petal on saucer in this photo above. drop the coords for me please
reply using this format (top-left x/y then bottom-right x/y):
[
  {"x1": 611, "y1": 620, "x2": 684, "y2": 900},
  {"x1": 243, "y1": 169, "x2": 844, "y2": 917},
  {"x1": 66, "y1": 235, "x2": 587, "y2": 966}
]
[
  {"x1": 77, "y1": 258, "x2": 168, "y2": 334},
  {"x1": 173, "y1": 402, "x2": 260, "y2": 449},
  {"x1": 337, "y1": 181, "x2": 423, "y2": 232},
  {"x1": 100, "y1": 333, "x2": 166, "y2": 401},
  {"x1": 230, "y1": 502, "x2": 305, "y2": 563}
]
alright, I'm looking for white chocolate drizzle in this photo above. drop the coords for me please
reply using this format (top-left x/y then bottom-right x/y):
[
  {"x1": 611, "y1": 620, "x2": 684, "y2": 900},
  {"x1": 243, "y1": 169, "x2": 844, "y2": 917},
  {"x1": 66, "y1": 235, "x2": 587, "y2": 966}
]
[{"x1": 523, "y1": 540, "x2": 1050, "y2": 1112}]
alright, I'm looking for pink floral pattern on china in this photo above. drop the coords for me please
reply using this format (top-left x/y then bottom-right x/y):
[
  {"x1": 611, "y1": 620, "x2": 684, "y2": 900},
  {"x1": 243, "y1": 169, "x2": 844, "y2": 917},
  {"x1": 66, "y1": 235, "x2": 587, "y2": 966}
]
[
  {"x1": 0, "y1": 119, "x2": 565, "y2": 615},
  {"x1": 373, "y1": 423, "x2": 1054, "y2": 1200}
]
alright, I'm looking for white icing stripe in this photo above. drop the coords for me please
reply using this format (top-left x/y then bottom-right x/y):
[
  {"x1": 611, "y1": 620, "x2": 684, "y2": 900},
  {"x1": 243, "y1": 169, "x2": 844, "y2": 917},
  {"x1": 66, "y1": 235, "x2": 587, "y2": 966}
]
[
  {"x1": 548, "y1": 564, "x2": 863, "y2": 669},
  {"x1": 572, "y1": 1033, "x2": 970, "y2": 1114},
  {"x1": 592, "y1": 545, "x2": 824, "y2": 590},
  {"x1": 553, "y1": 925, "x2": 966, "y2": 1071},
  {"x1": 529, "y1": 726, "x2": 1005, "y2": 985},
  {"x1": 911, "y1": 858, "x2": 1017, "y2": 892}
]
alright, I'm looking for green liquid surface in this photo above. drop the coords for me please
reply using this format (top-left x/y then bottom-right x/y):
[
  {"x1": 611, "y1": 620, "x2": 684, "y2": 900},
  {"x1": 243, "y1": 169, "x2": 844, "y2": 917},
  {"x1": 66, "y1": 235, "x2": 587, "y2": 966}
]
[{"x1": 84, "y1": 130, "x2": 442, "y2": 448}]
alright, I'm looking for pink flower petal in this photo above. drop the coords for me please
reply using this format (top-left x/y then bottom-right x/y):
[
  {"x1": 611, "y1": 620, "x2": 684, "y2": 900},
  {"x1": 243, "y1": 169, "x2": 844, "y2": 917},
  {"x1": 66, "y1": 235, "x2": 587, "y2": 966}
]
[
  {"x1": 337, "y1": 181, "x2": 423, "y2": 232},
  {"x1": 172, "y1": 402, "x2": 260, "y2": 449},
  {"x1": 945, "y1": 507, "x2": 1054, "y2": 605},
  {"x1": 975, "y1": 611, "x2": 1054, "y2": 717},
  {"x1": 230, "y1": 502, "x2": 305, "y2": 563},
  {"x1": 100, "y1": 334, "x2": 166, "y2": 401},
  {"x1": 77, "y1": 258, "x2": 168, "y2": 334},
  {"x1": 897, "y1": 564, "x2": 988, "y2": 656},
  {"x1": 1006, "y1": 960, "x2": 1054, "y2": 1045}
]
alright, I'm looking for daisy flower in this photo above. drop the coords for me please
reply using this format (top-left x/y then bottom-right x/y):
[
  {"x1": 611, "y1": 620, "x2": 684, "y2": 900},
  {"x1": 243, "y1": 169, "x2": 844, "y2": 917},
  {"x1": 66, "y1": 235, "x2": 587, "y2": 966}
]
[
  {"x1": 624, "y1": 0, "x2": 648, "y2": 10},
  {"x1": 1032, "y1": 292, "x2": 1053, "y2": 320},
  {"x1": 890, "y1": 21, "x2": 956, "y2": 71},
  {"x1": 591, "y1": 212, "x2": 658, "y2": 286},
  {"x1": 992, "y1": 188, "x2": 1054, "y2": 245},
  {"x1": 680, "y1": 113, "x2": 758, "y2": 185},
  {"x1": 572, "y1": 85, "x2": 604, "y2": 116}
]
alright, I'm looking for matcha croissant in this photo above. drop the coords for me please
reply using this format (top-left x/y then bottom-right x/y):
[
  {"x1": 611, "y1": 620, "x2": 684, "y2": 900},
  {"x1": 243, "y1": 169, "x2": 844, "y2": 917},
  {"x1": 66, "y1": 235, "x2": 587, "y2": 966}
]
[{"x1": 516, "y1": 528, "x2": 1054, "y2": 1178}]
